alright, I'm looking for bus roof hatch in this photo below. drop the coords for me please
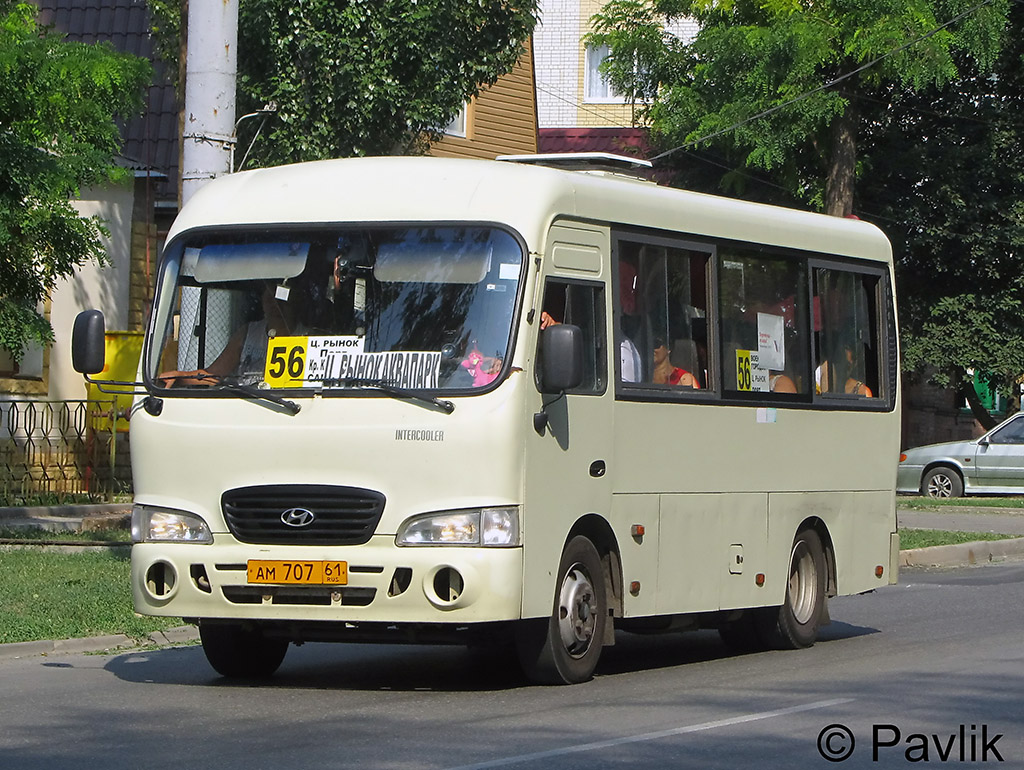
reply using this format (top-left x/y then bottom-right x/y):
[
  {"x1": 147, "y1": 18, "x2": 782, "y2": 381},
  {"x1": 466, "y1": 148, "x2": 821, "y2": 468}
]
[{"x1": 496, "y1": 152, "x2": 654, "y2": 178}]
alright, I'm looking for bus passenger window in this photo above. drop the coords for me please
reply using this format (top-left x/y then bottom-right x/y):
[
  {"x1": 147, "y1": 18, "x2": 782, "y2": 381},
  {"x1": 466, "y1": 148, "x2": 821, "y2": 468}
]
[
  {"x1": 814, "y1": 268, "x2": 880, "y2": 398},
  {"x1": 719, "y1": 252, "x2": 809, "y2": 397},
  {"x1": 616, "y1": 239, "x2": 710, "y2": 390},
  {"x1": 537, "y1": 280, "x2": 606, "y2": 394}
]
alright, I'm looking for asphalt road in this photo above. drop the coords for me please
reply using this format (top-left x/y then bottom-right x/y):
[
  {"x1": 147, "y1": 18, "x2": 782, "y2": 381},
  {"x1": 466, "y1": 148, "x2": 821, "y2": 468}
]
[{"x1": 1, "y1": 561, "x2": 1022, "y2": 770}]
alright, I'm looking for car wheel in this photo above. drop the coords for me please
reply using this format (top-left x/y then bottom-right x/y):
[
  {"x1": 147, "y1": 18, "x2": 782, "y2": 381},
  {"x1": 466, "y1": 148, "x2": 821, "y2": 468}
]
[{"x1": 922, "y1": 467, "x2": 963, "y2": 498}]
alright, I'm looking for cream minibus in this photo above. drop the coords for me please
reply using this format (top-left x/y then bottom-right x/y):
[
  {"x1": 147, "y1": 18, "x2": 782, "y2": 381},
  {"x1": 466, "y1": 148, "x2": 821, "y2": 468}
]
[{"x1": 73, "y1": 154, "x2": 900, "y2": 684}]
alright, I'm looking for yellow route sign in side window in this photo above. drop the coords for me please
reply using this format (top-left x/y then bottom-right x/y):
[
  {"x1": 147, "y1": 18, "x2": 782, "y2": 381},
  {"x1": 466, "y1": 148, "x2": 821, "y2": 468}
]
[{"x1": 735, "y1": 349, "x2": 752, "y2": 391}]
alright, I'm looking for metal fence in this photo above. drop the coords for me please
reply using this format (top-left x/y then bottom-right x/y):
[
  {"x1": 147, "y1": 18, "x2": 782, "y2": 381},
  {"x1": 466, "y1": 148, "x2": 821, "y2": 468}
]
[{"x1": 0, "y1": 399, "x2": 130, "y2": 504}]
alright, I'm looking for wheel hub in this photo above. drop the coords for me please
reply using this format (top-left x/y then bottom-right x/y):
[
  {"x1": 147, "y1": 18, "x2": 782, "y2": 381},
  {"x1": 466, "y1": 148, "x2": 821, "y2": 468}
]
[
  {"x1": 788, "y1": 541, "x2": 818, "y2": 625},
  {"x1": 557, "y1": 564, "x2": 597, "y2": 657}
]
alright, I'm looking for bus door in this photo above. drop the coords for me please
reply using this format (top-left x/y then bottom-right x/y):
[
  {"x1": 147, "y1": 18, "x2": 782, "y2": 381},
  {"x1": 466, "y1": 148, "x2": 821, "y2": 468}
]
[{"x1": 521, "y1": 228, "x2": 615, "y2": 619}]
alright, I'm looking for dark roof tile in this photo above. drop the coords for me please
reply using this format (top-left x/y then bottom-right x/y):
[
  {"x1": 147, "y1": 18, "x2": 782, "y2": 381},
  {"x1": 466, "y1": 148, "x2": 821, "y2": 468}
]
[{"x1": 30, "y1": 0, "x2": 178, "y2": 202}]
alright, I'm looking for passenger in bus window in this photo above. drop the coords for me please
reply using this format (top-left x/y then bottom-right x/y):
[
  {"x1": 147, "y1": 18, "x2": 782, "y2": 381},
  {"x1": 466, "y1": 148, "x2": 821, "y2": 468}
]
[
  {"x1": 651, "y1": 336, "x2": 700, "y2": 388},
  {"x1": 770, "y1": 372, "x2": 798, "y2": 393},
  {"x1": 815, "y1": 348, "x2": 873, "y2": 396},
  {"x1": 159, "y1": 280, "x2": 309, "y2": 387}
]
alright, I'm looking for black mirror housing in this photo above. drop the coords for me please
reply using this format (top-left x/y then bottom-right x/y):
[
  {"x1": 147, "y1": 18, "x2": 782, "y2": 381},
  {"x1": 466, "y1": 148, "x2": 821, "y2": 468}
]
[
  {"x1": 540, "y1": 323, "x2": 584, "y2": 393},
  {"x1": 71, "y1": 310, "x2": 106, "y2": 375}
]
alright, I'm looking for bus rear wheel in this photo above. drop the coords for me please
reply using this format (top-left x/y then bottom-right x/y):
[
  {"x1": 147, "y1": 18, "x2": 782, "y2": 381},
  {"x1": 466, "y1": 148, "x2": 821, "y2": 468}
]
[
  {"x1": 199, "y1": 621, "x2": 289, "y2": 678},
  {"x1": 516, "y1": 536, "x2": 608, "y2": 685},
  {"x1": 757, "y1": 529, "x2": 827, "y2": 649}
]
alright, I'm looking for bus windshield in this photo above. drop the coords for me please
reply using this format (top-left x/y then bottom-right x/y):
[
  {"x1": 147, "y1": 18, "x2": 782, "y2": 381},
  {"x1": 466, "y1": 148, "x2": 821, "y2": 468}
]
[{"x1": 149, "y1": 226, "x2": 524, "y2": 393}]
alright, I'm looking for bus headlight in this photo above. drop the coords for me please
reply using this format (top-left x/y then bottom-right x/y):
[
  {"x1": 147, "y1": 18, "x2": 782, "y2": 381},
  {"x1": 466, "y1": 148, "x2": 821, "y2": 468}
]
[
  {"x1": 132, "y1": 505, "x2": 213, "y2": 544},
  {"x1": 396, "y1": 507, "x2": 520, "y2": 547}
]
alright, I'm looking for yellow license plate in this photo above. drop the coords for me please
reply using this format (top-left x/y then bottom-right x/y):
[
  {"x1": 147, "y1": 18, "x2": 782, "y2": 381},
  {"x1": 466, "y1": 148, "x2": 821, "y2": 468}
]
[{"x1": 246, "y1": 560, "x2": 348, "y2": 585}]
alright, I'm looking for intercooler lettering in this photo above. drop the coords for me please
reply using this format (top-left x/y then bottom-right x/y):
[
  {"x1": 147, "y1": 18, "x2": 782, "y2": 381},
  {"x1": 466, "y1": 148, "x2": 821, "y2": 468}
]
[{"x1": 395, "y1": 429, "x2": 445, "y2": 442}]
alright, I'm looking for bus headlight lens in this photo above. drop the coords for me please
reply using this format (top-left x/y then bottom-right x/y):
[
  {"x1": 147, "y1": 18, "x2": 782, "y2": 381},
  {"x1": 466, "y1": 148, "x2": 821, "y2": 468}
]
[
  {"x1": 396, "y1": 507, "x2": 520, "y2": 547},
  {"x1": 132, "y1": 505, "x2": 213, "y2": 544}
]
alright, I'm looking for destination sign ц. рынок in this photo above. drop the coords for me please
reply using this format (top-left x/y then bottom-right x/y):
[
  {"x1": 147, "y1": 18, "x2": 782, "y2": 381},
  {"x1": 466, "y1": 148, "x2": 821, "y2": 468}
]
[{"x1": 264, "y1": 335, "x2": 441, "y2": 389}]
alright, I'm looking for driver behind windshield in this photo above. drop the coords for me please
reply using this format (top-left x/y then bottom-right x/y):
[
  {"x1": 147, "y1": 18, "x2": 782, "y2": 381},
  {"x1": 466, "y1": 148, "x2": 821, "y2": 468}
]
[{"x1": 157, "y1": 276, "x2": 313, "y2": 387}]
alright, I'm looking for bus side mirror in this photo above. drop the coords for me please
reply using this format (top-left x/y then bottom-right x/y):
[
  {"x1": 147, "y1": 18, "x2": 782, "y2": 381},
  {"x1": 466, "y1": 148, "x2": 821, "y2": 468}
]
[
  {"x1": 72, "y1": 310, "x2": 106, "y2": 375},
  {"x1": 540, "y1": 323, "x2": 584, "y2": 393}
]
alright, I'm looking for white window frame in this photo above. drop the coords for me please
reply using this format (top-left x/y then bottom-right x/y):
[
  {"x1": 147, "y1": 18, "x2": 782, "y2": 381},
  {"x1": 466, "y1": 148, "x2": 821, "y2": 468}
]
[
  {"x1": 584, "y1": 44, "x2": 626, "y2": 104},
  {"x1": 444, "y1": 103, "x2": 468, "y2": 138}
]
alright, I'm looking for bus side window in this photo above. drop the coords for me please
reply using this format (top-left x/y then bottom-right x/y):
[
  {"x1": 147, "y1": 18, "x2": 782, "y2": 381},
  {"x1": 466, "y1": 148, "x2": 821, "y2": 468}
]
[
  {"x1": 719, "y1": 252, "x2": 809, "y2": 397},
  {"x1": 616, "y1": 239, "x2": 710, "y2": 390},
  {"x1": 538, "y1": 280, "x2": 606, "y2": 395},
  {"x1": 814, "y1": 268, "x2": 880, "y2": 398}
]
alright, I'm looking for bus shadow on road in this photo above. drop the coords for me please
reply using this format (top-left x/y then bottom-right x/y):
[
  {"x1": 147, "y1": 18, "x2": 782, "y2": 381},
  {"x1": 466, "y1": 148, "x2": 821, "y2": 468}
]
[
  {"x1": 595, "y1": 621, "x2": 880, "y2": 677},
  {"x1": 103, "y1": 641, "x2": 531, "y2": 692},
  {"x1": 102, "y1": 621, "x2": 879, "y2": 691}
]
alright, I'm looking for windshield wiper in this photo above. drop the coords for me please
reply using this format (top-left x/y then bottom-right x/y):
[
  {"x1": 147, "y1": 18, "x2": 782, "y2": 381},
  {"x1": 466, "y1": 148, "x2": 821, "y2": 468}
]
[
  {"x1": 194, "y1": 374, "x2": 301, "y2": 415},
  {"x1": 324, "y1": 377, "x2": 455, "y2": 414}
]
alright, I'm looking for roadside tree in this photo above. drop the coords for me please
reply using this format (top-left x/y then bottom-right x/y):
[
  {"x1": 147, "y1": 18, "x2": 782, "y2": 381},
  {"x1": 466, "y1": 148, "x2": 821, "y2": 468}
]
[
  {"x1": 589, "y1": 0, "x2": 1022, "y2": 425},
  {"x1": 0, "y1": 1, "x2": 151, "y2": 361},
  {"x1": 587, "y1": 0, "x2": 1009, "y2": 216},
  {"x1": 150, "y1": 0, "x2": 539, "y2": 166},
  {"x1": 858, "y1": 3, "x2": 1024, "y2": 426}
]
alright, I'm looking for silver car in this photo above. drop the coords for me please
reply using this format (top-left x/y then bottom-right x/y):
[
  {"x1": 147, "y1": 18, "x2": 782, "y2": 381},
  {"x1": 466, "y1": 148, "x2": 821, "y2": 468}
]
[{"x1": 897, "y1": 412, "x2": 1024, "y2": 497}]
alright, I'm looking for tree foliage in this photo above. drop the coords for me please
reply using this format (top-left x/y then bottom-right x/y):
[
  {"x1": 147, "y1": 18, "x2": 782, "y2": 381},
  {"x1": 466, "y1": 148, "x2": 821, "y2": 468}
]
[
  {"x1": 151, "y1": 1, "x2": 539, "y2": 165},
  {"x1": 0, "y1": 1, "x2": 150, "y2": 361},
  {"x1": 591, "y1": 0, "x2": 1023, "y2": 424},
  {"x1": 589, "y1": 0, "x2": 1009, "y2": 215},
  {"x1": 859, "y1": 3, "x2": 1024, "y2": 425}
]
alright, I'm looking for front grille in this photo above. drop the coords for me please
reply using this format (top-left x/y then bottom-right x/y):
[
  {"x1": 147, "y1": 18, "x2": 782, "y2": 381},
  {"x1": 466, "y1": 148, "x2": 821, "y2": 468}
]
[
  {"x1": 222, "y1": 585, "x2": 377, "y2": 607},
  {"x1": 222, "y1": 485, "x2": 386, "y2": 545}
]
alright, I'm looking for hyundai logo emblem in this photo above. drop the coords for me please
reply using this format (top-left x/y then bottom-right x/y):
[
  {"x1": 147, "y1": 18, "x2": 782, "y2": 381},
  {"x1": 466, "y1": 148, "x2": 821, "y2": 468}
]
[{"x1": 281, "y1": 508, "x2": 316, "y2": 527}]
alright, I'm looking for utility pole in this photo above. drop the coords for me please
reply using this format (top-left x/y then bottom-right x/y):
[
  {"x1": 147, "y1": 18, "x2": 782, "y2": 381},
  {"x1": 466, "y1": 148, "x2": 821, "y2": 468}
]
[{"x1": 180, "y1": 0, "x2": 238, "y2": 208}]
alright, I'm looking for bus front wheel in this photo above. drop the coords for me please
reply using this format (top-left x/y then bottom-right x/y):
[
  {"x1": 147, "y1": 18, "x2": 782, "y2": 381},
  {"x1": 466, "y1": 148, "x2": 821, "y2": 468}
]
[
  {"x1": 199, "y1": 621, "x2": 289, "y2": 678},
  {"x1": 516, "y1": 536, "x2": 608, "y2": 685},
  {"x1": 757, "y1": 528, "x2": 827, "y2": 649}
]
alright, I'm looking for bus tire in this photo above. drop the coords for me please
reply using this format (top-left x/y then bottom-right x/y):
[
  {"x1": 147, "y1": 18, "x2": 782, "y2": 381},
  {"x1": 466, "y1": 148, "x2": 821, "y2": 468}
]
[
  {"x1": 199, "y1": 621, "x2": 289, "y2": 678},
  {"x1": 922, "y1": 466, "x2": 963, "y2": 498},
  {"x1": 718, "y1": 612, "x2": 763, "y2": 652},
  {"x1": 756, "y1": 529, "x2": 827, "y2": 650},
  {"x1": 516, "y1": 536, "x2": 607, "y2": 685}
]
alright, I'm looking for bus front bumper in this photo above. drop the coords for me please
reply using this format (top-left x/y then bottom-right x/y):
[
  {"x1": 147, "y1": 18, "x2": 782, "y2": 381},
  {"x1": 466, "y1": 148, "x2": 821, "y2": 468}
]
[{"x1": 131, "y1": 536, "x2": 525, "y2": 625}]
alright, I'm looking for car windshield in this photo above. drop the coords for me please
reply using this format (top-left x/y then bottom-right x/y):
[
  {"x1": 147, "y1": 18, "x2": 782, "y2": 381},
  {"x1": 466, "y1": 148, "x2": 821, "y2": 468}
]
[{"x1": 147, "y1": 226, "x2": 524, "y2": 394}]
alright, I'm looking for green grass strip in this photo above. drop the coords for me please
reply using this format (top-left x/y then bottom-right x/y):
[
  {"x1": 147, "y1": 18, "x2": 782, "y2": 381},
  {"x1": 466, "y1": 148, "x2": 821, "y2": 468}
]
[
  {"x1": 899, "y1": 496, "x2": 1024, "y2": 510},
  {"x1": 899, "y1": 528, "x2": 1021, "y2": 550},
  {"x1": 0, "y1": 549, "x2": 182, "y2": 645}
]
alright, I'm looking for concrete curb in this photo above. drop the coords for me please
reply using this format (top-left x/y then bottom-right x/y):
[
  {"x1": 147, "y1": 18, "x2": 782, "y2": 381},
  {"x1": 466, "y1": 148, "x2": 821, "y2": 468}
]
[
  {"x1": 900, "y1": 537, "x2": 1024, "y2": 568},
  {"x1": 0, "y1": 504, "x2": 131, "y2": 520},
  {"x1": 0, "y1": 625, "x2": 200, "y2": 662}
]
